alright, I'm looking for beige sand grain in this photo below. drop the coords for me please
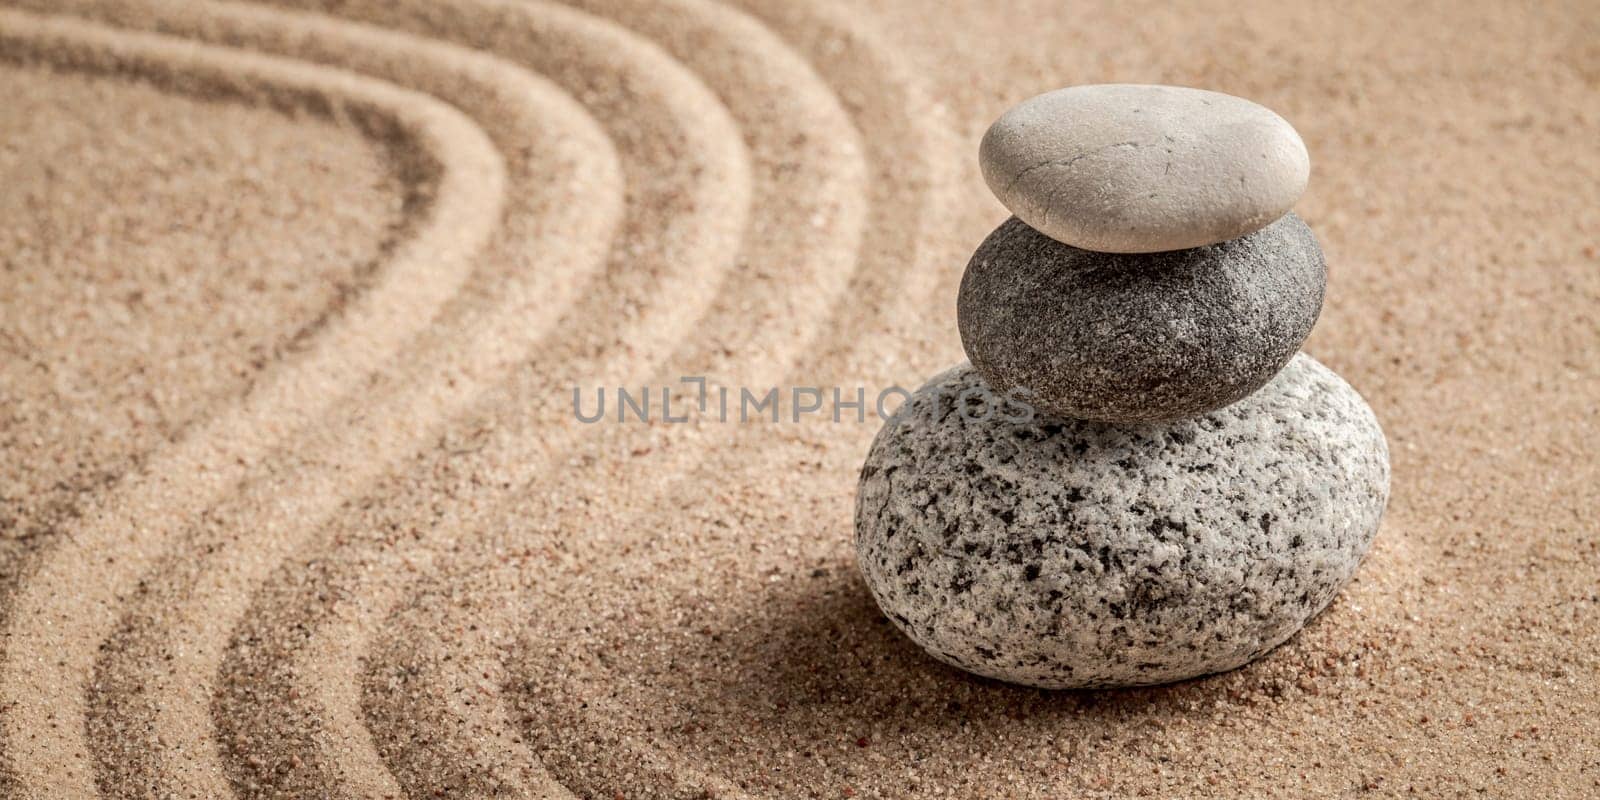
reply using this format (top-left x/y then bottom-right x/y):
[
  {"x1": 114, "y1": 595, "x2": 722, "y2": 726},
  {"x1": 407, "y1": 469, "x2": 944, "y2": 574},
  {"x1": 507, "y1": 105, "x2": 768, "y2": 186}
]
[{"x1": 1, "y1": 0, "x2": 1596, "y2": 798}]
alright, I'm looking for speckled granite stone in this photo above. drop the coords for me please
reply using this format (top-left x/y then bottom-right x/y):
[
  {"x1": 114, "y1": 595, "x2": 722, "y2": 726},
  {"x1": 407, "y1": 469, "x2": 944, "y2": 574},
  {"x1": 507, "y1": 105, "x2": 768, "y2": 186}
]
[
  {"x1": 957, "y1": 213, "x2": 1325, "y2": 424},
  {"x1": 979, "y1": 84, "x2": 1310, "y2": 253},
  {"x1": 854, "y1": 354, "x2": 1389, "y2": 689}
]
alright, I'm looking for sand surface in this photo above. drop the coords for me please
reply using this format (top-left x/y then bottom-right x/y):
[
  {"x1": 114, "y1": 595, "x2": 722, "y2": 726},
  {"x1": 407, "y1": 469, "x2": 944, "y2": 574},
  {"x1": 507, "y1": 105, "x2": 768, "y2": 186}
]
[{"x1": 1, "y1": 0, "x2": 1597, "y2": 797}]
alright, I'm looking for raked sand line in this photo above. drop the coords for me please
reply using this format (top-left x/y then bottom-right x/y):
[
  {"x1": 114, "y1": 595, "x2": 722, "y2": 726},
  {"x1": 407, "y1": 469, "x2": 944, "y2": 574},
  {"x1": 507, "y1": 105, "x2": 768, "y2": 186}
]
[
  {"x1": 222, "y1": 17, "x2": 736, "y2": 800},
  {"x1": 494, "y1": 1, "x2": 968, "y2": 791},
  {"x1": 349, "y1": 0, "x2": 870, "y2": 791},
  {"x1": 256, "y1": 0, "x2": 756, "y2": 371},
  {"x1": 732, "y1": 0, "x2": 968, "y2": 383},
  {"x1": 206, "y1": 0, "x2": 870, "y2": 796},
  {"x1": 0, "y1": 0, "x2": 908, "y2": 793},
  {"x1": 12, "y1": 1, "x2": 673, "y2": 798},
  {"x1": 563, "y1": 0, "x2": 870, "y2": 385},
  {"x1": 235, "y1": 1, "x2": 865, "y2": 796},
  {"x1": 56, "y1": 6, "x2": 627, "y2": 800},
  {"x1": 353, "y1": 0, "x2": 956, "y2": 795},
  {"x1": 0, "y1": 7, "x2": 506, "y2": 798},
  {"x1": 208, "y1": 0, "x2": 755, "y2": 796},
  {"x1": 32, "y1": 0, "x2": 745, "y2": 795}
]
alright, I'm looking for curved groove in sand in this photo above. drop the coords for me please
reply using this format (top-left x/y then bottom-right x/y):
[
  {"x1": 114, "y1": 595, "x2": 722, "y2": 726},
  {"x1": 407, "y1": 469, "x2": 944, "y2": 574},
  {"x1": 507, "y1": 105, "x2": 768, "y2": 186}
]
[
  {"x1": 554, "y1": 0, "x2": 871, "y2": 388},
  {"x1": 56, "y1": 8, "x2": 622, "y2": 800},
  {"x1": 1, "y1": 0, "x2": 946, "y2": 795},
  {"x1": 12, "y1": 1, "x2": 676, "y2": 798},
  {"x1": 25, "y1": 0, "x2": 747, "y2": 796},
  {"x1": 351, "y1": 0, "x2": 964, "y2": 796},
  {"x1": 493, "y1": 0, "x2": 967, "y2": 793},
  {"x1": 149, "y1": 0, "x2": 881, "y2": 796},
  {"x1": 0, "y1": 7, "x2": 508, "y2": 797},
  {"x1": 731, "y1": 0, "x2": 966, "y2": 373},
  {"x1": 202, "y1": 3, "x2": 751, "y2": 797},
  {"x1": 200, "y1": 0, "x2": 865, "y2": 796}
]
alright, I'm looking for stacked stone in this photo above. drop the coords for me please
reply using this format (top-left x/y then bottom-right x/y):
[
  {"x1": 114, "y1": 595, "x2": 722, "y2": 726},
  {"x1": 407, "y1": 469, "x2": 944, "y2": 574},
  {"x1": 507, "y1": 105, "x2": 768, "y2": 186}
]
[{"x1": 855, "y1": 85, "x2": 1391, "y2": 689}]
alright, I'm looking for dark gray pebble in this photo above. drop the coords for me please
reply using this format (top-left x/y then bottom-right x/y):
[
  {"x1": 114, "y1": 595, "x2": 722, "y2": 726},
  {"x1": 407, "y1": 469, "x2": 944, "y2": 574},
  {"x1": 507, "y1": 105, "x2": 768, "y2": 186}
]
[{"x1": 957, "y1": 212, "x2": 1325, "y2": 423}]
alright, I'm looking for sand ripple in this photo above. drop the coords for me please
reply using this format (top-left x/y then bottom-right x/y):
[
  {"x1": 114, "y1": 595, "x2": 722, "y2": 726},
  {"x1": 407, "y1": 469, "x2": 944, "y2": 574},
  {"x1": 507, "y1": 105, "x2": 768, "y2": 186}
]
[
  {"x1": 0, "y1": 5, "x2": 506, "y2": 795},
  {"x1": 0, "y1": 0, "x2": 917, "y2": 791}
]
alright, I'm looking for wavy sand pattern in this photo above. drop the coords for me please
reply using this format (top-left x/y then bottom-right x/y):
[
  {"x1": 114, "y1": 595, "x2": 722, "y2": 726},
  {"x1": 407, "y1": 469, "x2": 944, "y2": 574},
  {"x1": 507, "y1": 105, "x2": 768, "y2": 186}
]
[{"x1": 2, "y1": 1, "x2": 1597, "y2": 798}]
